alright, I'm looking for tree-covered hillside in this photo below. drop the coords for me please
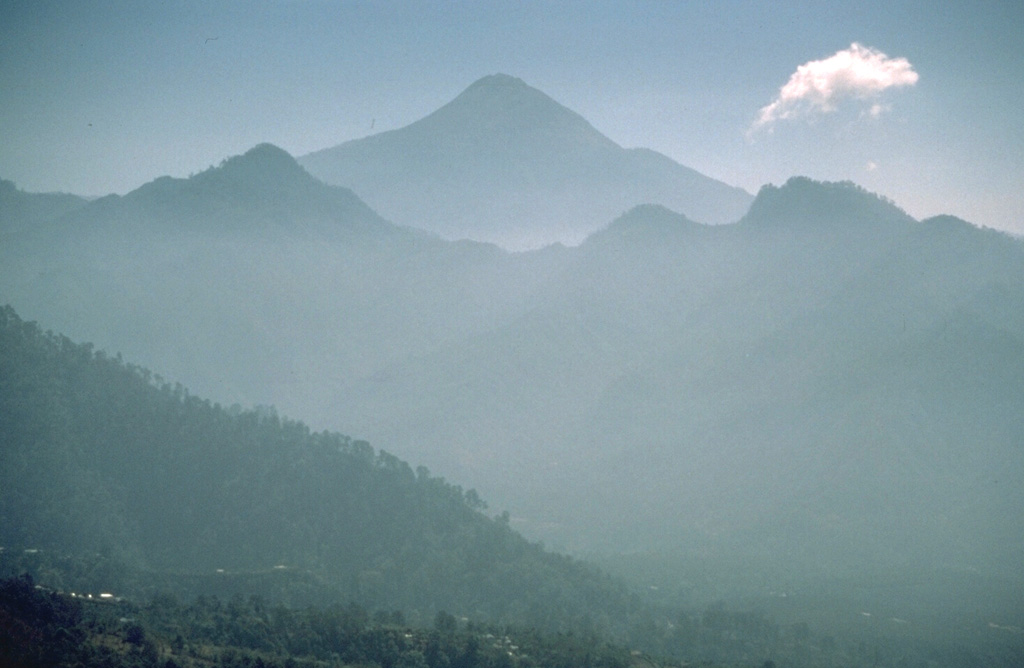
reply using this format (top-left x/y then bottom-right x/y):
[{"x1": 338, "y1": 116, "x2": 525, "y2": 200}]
[
  {"x1": 4, "y1": 306, "x2": 1023, "y2": 666},
  {"x1": 0, "y1": 305, "x2": 637, "y2": 631},
  {"x1": 4, "y1": 570, "x2": 1021, "y2": 668},
  {"x1": 0, "y1": 573, "x2": 659, "y2": 668},
  {"x1": 3, "y1": 144, "x2": 1023, "y2": 659}
]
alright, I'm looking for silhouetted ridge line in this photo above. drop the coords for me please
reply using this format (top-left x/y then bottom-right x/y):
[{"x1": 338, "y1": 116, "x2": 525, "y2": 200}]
[
  {"x1": 741, "y1": 176, "x2": 915, "y2": 229},
  {"x1": 299, "y1": 74, "x2": 753, "y2": 248},
  {"x1": 0, "y1": 304, "x2": 640, "y2": 629},
  {"x1": 586, "y1": 204, "x2": 708, "y2": 245}
]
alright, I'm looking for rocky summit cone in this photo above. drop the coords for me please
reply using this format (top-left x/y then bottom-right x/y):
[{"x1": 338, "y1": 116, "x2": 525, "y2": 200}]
[
  {"x1": 300, "y1": 75, "x2": 752, "y2": 249},
  {"x1": 410, "y1": 74, "x2": 616, "y2": 149}
]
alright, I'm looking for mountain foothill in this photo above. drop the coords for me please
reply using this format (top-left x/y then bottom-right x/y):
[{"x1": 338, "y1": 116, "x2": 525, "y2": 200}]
[{"x1": 2, "y1": 74, "x2": 1023, "y2": 666}]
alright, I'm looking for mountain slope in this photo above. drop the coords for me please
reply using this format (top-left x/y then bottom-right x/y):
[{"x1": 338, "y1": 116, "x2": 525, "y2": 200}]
[
  {"x1": 0, "y1": 145, "x2": 564, "y2": 414},
  {"x1": 0, "y1": 178, "x2": 89, "y2": 245},
  {"x1": 0, "y1": 305, "x2": 640, "y2": 629},
  {"x1": 325, "y1": 179, "x2": 1024, "y2": 578},
  {"x1": 300, "y1": 74, "x2": 752, "y2": 248},
  {"x1": 3, "y1": 149, "x2": 1022, "y2": 596},
  {"x1": 84, "y1": 143, "x2": 399, "y2": 240}
]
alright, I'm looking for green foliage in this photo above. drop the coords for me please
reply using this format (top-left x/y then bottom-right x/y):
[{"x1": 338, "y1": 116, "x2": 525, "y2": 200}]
[
  {"x1": 0, "y1": 575, "x2": 648, "y2": 668},
  {"x1": 0, "y1": 574, "x2": 86, "y2": 667},
  {"x1": 0, "y1": 305, "x2": 637, "y2": 631},
  {"x1": 4, "y1": 575, "x2": 1020, "y2": 668}
]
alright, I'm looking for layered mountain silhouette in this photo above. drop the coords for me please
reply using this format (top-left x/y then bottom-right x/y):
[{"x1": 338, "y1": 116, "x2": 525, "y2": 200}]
[
  {"x1": 0, "y1": 305, "x2": 642, "y2": 628},
  {"x1": 0, "y1": 146, "x2": 559, "y2": 412},
  {"x1": 86, "y1": 143, "x2": 399, "y2": 239},
  {"x1": 329, "y1": 179, "x2": 1024, "y2": 572},
  {"x1": 300, "y1": 74, "x2": 753, "y2": 248},
  {"x1": 0, "y1": 179, "x2": 88, "y2": 241},
  {"x1": 3, "y1": 144, "x2": 1023, "y2": 609}
]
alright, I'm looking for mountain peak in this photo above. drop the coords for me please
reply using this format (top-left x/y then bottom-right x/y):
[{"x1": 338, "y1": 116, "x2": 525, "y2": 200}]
[
  {"x1": 237, "y1": 142, "x2": 297, "y2": 163},
  {"x1": 455, "y1": 73, "x2": 547, "y2": 106},
  {"x1": 299, "y1": 76, "x2": 753, "y2": 248},
  {"x1": 112, "y1": 144, "x2": 393, "y2": 238},
  {"x1": 125, "y1": 143, "x2": 313, "y2": 212},
  {"x1": 590, "y1": 204, "x2": 706, "y2": 244},
  {"x1": 454, "y1": 73, "x2": 555, "y2": 104},
  {"x1": 464, "y1": 73, "x2": 530, "y2": 91},
  {"x1": 414, "y1": 73, "x2": 613, "y2": 147},
  {"x1": 742, "y1": 177, "x2": 914, "y2": 229},
  {"x1": 202, "y1": 143, "x2": 309, "y2": 187}
]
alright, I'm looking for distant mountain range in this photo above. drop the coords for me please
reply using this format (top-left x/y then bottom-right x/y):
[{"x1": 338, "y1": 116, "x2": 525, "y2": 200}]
[
  {"x1": 300, "y1": 74, "x2": 753, "y2": 249},
  {"x1": 2, "y1": 123, "x2": 1023, "y2": 599},
  {"x1": 0, "y1": 178, "x2": 89, "y2": 240}
]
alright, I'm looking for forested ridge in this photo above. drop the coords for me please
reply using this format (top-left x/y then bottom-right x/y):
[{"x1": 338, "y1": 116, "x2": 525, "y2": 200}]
[
  {"x1": 5, "y1": 146, "x2": 1022, "y2": 582},
  {"x1": 4, "y1": 567, "x2": 1020, "y2": 668},
  {"x1": 0, "y1": 573, "x2": 660, "y2": 668},
  {"x1": 0, "y1": 304, "x2": 637, "y2": 630},
  {"x1": 4, "y1": 305, "x2": 1022, "y2": 667}
]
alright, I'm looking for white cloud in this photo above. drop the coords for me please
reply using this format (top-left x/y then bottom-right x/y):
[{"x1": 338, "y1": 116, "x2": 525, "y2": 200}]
[
  {"x1": 751, "y1": 43, "x2": 918, "y2": 133},
  {"x1": 866, "y1": 103, "x2": 887, "y2": 118}
]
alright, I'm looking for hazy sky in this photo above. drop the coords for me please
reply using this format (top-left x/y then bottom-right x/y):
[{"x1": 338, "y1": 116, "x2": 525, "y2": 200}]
[{"x1": 2, "y1": 1, "x2": 1022, "y2": 235}]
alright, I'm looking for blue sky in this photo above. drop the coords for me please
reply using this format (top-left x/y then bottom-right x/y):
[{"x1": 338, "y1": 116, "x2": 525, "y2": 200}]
[{"x1": 2, "y1": 1, "x2": 1021, "y2": 234}]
